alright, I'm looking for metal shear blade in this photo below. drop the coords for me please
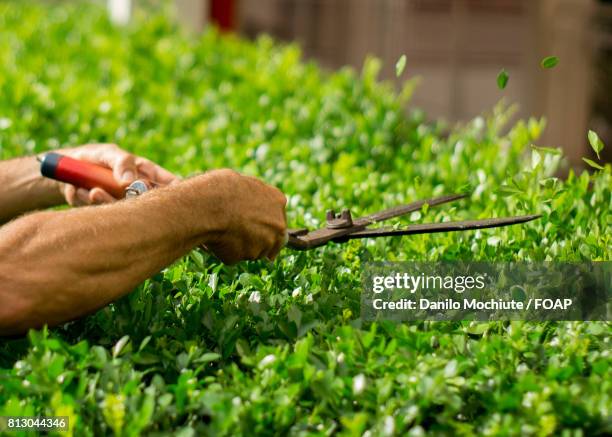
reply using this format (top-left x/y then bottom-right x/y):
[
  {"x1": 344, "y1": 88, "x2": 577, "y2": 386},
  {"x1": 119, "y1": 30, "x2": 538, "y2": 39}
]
[{"x1": 286, "y1": 194, "x2": 540, "y2": 250}]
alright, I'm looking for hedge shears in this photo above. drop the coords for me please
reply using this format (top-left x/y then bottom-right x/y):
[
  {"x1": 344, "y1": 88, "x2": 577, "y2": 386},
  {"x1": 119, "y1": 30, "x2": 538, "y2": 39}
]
[{"x1": 39, "y1": 152, "x2": 540, "y2": 250}]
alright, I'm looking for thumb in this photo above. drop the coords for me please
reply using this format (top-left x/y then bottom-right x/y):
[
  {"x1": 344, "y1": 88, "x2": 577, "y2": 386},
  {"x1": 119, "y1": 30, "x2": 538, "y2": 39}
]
[{"x1": 111, "y1": 153, "x2": 138, "y2": 184}]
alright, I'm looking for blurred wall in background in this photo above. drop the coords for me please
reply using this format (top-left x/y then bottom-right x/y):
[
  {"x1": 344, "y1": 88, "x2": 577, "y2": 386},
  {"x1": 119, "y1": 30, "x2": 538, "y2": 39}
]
[{"x1": 171, "y1": 0, "x2": 611, "y2": 167}]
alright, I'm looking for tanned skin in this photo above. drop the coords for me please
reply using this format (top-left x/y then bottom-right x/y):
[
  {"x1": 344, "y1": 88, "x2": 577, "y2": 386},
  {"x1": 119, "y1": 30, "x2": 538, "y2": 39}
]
[{"x1": 0, "y1": 144, "x2": 287, "y2": 335}]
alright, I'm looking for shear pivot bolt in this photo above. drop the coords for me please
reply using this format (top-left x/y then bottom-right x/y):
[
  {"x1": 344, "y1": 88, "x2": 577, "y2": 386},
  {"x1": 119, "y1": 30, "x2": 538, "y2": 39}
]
[
  {"x1": 326, "y1": 208, "x2": 353, "y2": 229},
  {"x1": 125, "y1": 180, "x2": 149, "y2": 199}
]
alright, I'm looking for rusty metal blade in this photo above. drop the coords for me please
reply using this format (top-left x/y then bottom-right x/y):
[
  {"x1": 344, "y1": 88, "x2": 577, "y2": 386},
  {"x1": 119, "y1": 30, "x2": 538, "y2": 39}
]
[
  {"x1": 334, "y1": 215, "x2": 541, "y2": 241},
  {"x1": 353, "y1": 193, "x2": 467, "y2": 226},
  {"x1": 286, "y1": 193, "x2": 468, "y2": 250}
]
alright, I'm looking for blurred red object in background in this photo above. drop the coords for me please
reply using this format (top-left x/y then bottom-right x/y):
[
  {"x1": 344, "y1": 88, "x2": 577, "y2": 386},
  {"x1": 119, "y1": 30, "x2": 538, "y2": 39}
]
[{"x1": 210, "y1": 0, "x2": 235, "y2": 32}]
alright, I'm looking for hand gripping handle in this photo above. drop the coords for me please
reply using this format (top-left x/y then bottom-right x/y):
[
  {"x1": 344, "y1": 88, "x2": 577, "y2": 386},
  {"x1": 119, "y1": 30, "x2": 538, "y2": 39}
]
[{"x1": 39, "y1": 152, "x2": 126, "y2": 199}]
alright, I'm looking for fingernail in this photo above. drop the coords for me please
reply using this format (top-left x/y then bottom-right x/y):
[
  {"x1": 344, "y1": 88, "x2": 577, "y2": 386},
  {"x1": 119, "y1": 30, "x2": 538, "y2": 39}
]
[
  {"x1": 121, "y1": 170, "x2": 135, "y2": 183},
  {"x1": 92, "y1": 193, "x2": 104, "y2": 204}
]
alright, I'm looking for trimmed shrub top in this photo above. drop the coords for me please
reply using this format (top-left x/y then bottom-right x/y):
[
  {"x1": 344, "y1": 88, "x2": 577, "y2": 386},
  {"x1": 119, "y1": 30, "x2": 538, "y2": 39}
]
[{"x1": 0, "y1": 2, "x2": 610, "y2": 436}]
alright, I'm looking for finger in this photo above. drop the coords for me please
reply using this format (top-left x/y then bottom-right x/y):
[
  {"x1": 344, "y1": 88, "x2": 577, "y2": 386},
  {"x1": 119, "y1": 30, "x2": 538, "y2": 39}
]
[
  {"x1": 256, "y1": 247, "x2": 269, "y2": 261},
  {"x1": 248, "y1": 237, "x2": 270, "y2": 261},
  {"x1": 135, "y1": 157, "x2": 179, "y2": 186},
  {"x1": 206, "y1": 243, "x2": 240, "y2": 265},
  {"x1": 275, "y1": 190, "x2": 288, "y2": 207},
  {"x1": 70, "y1": 144, "x2": 137, "y2": 185},
  {"x1": 63, "y1": 185, "x2": 78, "y2": 206},
  {"x1": 265, "y1": 233, "x2": 287, "y2": 261},
  {"x1": 218, "y1": 252, "x2": 240, "y2": 265},
  {"x1": 76, "y1": 188, "x2": 91, "y2": 205},
  {"x1": 154, "y1": 165, "x2": 179, "y2": 184},
  {"x1": 109, "y1": 152, "x2": 138, "y2": 185},
  {"x1": 255, "y1": 235, "x2": 277, "y2": 260},
  {"x1": 89, "y1": 188, "x2": 116, "y2": 205}
]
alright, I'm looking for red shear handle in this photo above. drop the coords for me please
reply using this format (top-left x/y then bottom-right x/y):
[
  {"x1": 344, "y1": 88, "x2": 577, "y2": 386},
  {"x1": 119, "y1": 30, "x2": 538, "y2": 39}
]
[{"x1": 40, "y1": 152, "x2": 125, "y2": 199}]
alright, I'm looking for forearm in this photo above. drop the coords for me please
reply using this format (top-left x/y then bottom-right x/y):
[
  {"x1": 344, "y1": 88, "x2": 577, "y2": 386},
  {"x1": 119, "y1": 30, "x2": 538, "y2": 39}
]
[
  {"x1": 0, "y1": 176, "x2": 223, "y2": 335},
  {"x1": 0, "y1": 156, "x2": 65, "y2": 224}
]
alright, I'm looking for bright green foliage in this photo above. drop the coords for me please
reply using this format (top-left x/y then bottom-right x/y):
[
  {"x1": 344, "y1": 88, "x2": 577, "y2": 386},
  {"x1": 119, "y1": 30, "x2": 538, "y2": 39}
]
[
  {"x1": 583, "y1": 157, "x2": 605, "y2": 171},
  {"x1": 1, "y1": 2, "x2": 611, "y2": 436},
  {"x1": 497, "y1": 69, "x2": 509, "y2": 90},
  {"x1": 541, "y1": 56, "x2": 560, "y2": 69},
  {"x1": 588, "y1": 130, "x2": 604, "y2": 160},
  {"x1": 395, "y1": 55, "x2": 407, "y2": 77}
]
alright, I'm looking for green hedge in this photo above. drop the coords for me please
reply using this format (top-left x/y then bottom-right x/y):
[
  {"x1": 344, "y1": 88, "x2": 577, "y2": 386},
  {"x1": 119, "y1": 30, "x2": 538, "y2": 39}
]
[{"x1": 0, "y1": 2, "x2": 610, "y2": 436}]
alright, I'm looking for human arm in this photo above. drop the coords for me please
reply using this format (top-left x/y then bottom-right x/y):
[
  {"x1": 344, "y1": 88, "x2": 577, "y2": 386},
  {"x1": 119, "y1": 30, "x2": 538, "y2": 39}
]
[
  {"x1": 0, "y1": 169, "x2": 287, "y2": 335},
  {"x1": 0, "y1": 156, "x2": 65, "y2": 224},
  {"x1": 0, "y1": 144, "x2": 177, "y2": 224}
]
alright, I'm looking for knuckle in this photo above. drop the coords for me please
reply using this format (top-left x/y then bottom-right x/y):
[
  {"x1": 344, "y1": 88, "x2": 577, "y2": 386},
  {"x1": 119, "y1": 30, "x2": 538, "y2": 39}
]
[
  {"x1": 217, "y1": 168, "x2": 239, "y2": 177},
  {"x1": 117, "y1": 152, "x2": 135, "y2": 164},
  {"x1": 210, "y1": 168, "x2": 240, "y2": 183},
  {"x1": 276, "y1": 214, "x2": 287, "y2": 230},
  {"x1": 98, "y1": 143, "x2": 119, "y2": 152},
  {"x1": 274, "y1": 188, "x2": 287, "y2": 204}
]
